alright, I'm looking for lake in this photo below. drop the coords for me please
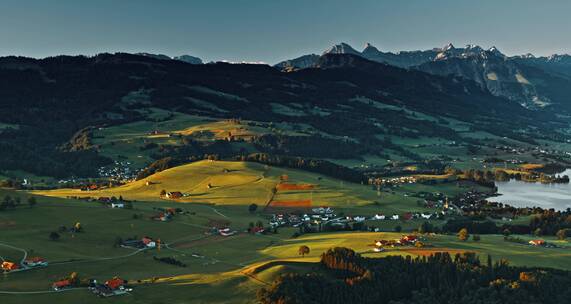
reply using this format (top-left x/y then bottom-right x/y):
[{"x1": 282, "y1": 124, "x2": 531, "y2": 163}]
[{"x1": 488, "y1": 169, "x2": 571, "y2": 211}]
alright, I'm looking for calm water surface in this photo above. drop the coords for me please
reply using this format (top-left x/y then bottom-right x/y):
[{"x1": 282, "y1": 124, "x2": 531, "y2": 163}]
[{"x1": 489, "y1": 169, "x2": 571, "y2": 211}]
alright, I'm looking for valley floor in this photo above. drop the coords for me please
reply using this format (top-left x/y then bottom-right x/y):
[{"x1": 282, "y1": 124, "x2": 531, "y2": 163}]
[{"x1": 1, "y1": 161, "x2": 570, "y2": 303}]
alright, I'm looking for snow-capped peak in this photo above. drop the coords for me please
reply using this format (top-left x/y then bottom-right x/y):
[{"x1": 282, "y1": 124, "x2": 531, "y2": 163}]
[
  {"x1": 323, "y1": 42, "x2": 361, "y2": 56},
  {"x1": 442, "y1": 43, "x2": 455, "y2": 51},
  {"x1": 465, "y1": 44, "x2": 483, "y2": 52},
  {"x1": 487, "y1": 46, "x2": 505, "y2": 57}
]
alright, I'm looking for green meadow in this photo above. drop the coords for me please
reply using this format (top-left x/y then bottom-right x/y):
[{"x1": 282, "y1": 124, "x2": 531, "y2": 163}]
[{"x1": 1, "y1": 159, "x2": 569, "y2": 304}]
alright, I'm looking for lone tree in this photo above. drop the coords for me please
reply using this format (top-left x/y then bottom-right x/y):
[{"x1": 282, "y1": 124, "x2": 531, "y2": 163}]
[
  {"x1": 298, "y1": 245, "x2": 310, "y2": 257},
  {"x1": 458, "y1": 228, "x2": 469, "y2": 241},
  {"x1": 556, "y1": 229, "x2": 568, "y2": 240},
  {"x1": 28, "y1": 197, "x2": 37, "y2": 208},
  {"x1": 49, "y1": 231, "x2": 60, "y2": 241},
  {"x1": 248, "y1": 203, "x2": 258, "y2": 213}
]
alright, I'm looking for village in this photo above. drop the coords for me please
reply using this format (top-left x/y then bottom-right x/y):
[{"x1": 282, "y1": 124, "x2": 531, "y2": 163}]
[{"x1": 266, "y1": 204, "x2": 455, "y2": 234}]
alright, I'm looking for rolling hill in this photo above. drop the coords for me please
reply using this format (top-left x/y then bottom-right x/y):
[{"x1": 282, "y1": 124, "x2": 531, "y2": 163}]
[{"x1": 1, "y1": 52, "x2": 566, "y2": 181}]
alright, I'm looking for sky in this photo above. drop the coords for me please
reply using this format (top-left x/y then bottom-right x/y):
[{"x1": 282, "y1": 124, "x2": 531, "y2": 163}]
[{"x1": 1, "y1": 0, "x2": 570, "y2": 64}]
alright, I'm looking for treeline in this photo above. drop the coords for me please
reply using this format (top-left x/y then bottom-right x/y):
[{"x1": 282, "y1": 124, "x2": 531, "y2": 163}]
[
  {"x1": 442, "y1": 212, "x2": 571, "y2": 237},
  {"x1": 243, "y1": 153, "x2": 367, "y2": 183},
  {"x1": 136, "y1": 157, "x2": 182, "y2": 180},
  {"x1": 258, "y1": 247, "x2": 571, "y2": 304},
  {"x1": 460, "y1": 168, "x2": 497, "y2": 187},
  {"x1": 442, "y1": 219, "x2": 532, "y2": 235},
  {"x1": 529, "y1": 210, "x2": 571, "y2": 236},
  {"x1": 252, "y1": 134, "x2": 374, "y2": 159},
  {"x1": 136, "y1": 138, "x2": 237, "y2": 180},
  {"x1": 136, "y1": 151, "x2": 367, "y2": 184}
]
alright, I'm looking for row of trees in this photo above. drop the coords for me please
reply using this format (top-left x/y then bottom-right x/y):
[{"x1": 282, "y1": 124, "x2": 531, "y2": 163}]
[
  {"x1": 0, "y1": 195, "x2": 37, "y2": 210},
  {"x1": 258, "y1": 247, "x2": 571, "y2": 304}
]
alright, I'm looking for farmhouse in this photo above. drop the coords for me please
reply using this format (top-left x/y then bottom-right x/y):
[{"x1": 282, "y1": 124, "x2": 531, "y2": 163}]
[
  {"x1": 86, "y1": 184, "x2": 98, "y2": 191},
  {"x1": 98, "y1": 197, "x2": 111, "y2": 203},
  {"x1": 152, "y1": 212, "x2": 172, "y2": 222},
  {"x1": 250, "y1": 226, "x2": 265, "y2": 234},
  {"x1": 142, "y1": 237, "x2": 157, "y2": 248},
  {"x1": 89, "y1": 277, "x2": 129, "y2": 297},
  {"x1": 420, "y1": 213, "x2": 432, "y2": 219},
  {"x1": 1, "y1": 261, "x2": 19, "y2": 271},
  {"x1": 401, "y1": 235, "x2": 418, "y2": 244},
  {"x1": 23, "y1": 257, "x2": 48, "y2": 267},
  {"x1": 111, "y1": 202, "x2": 125, "y2": 208},
  {"x1": 401, "y1": 213, "x2": 413, "y2": 221},
  {"x1": 219, "y1": 228, "x2": 237, "y2": 236},
  {"x1": 52, "y1": 279, "x2": 71, "y2": 290},
  {"x1": 106, "y1": 277, "x2": 125, "y2": 290},
  {"x1": 529, "y1": 240, "x2": 546, "y2": 246},
  {"x1": 165, "y1": 191, "x2": 183, "y2": 199}
]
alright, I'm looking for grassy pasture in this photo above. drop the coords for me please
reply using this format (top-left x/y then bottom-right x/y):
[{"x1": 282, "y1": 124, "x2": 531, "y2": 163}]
[
  {"x1": 2, "y1": 187, "x2": 570, "y2": 304},
  {"x1": 92, "y1": 108, "x2": 321, "y2": 168},
  {"x1": 34, "y1": 160, "x2": 442, "y2": 216},
  {"x1": 5, "y1": 159, "x2": 569, "y2": 303}
]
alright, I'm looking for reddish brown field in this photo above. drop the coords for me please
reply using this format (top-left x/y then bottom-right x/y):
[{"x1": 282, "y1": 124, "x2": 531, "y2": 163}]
[
  {"x1": 269, "y1": 199, "x2": 312, "y2": 208},
  {"x1": 276, "y1": 183, "x2": 315, "y2": 191}
]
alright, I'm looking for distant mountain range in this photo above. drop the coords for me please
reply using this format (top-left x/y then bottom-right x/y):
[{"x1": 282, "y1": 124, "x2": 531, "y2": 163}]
[
  {"x1": 275, "y1": 42, "x2": 571, "y2": 110},
  {"x1": 136, "y1": 53, "x2": 203, "y2": 64}
]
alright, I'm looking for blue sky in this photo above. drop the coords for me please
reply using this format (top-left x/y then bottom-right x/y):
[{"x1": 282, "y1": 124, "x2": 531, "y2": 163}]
[{"x1": 1, "y1": 0, "x2": 570, "y2": 63}]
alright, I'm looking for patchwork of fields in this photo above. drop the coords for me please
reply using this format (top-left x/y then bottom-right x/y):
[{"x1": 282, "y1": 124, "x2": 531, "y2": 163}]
[{"x1": 2, "y1": 158, "x2": 570, "y2": 303}]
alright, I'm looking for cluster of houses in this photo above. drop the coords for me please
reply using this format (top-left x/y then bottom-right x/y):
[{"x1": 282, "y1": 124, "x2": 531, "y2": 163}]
[
  {"x1": 1, "y1": 257, "x2": 48, "y2": 273},
  {"x1": 97, "y1": 161, "x2": 138, "y2": 181},
  {"x1": 369, "y1": 212, "x2": 441, "y2": 221},
  {"x1": 66, "y1": 196, "x2": 130, "y2": 210},
  {"x1": 52, "y1": 276, "x2": 131, "y2": 297},
  {"x1": 269, "y1": 207, "x2": 336, "y2": 228},
  {"x1": 268, "y1": 205, "x2": 450, "y2": 232},
  {"x1": 368, "y1": 176, "x2": 416, "y2": 187},
  {"x1": 89, "y1": 277, "x2": 131, "y2": 297},
  {"x1": 373, "y1": 235, "x2": 421, "y2": 252}
]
